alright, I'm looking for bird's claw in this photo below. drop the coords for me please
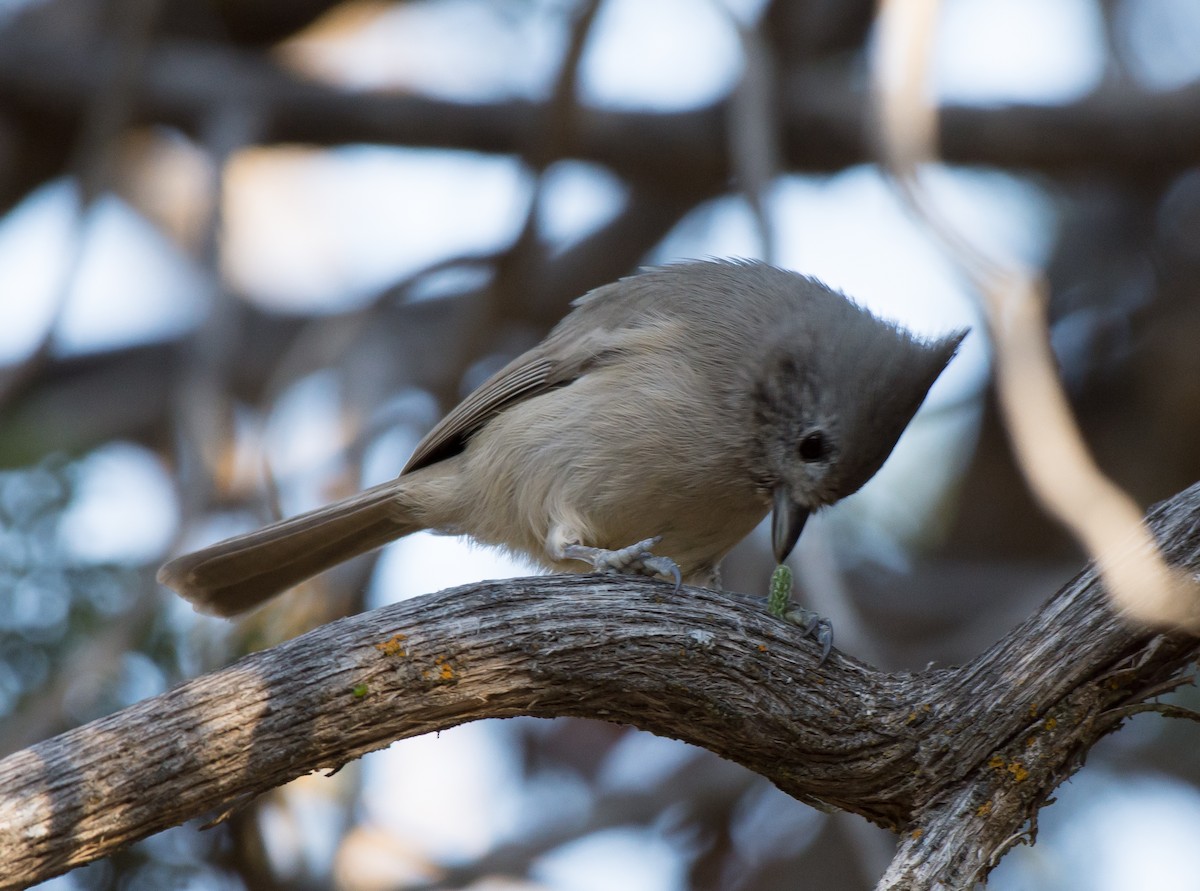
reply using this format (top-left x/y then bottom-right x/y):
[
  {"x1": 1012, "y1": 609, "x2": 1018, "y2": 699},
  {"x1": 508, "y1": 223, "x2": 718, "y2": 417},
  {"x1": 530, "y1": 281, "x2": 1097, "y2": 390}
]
[
  {"x1": 784, "y1": 607, "x2": 834, "y2": 665},
  {"x1": 640, "y1": 555, "x2": 682, "y2": 593},
  {"x1": 561, "y1": 536, "x2": 682, "y2": 593}
]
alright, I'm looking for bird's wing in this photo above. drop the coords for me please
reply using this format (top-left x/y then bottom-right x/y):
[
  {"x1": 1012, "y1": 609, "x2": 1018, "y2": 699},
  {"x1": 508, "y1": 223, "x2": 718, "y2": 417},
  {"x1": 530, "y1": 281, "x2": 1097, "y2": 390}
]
[
  {"x1": 401, "y1": 320, "x2": 644, "y2": 474},
  {"x1": 402, "y1": 278, "x2": 678, "y2": 475},
  {"x1": 402, "y1": 354, "x2": 564, "y2": 473}
]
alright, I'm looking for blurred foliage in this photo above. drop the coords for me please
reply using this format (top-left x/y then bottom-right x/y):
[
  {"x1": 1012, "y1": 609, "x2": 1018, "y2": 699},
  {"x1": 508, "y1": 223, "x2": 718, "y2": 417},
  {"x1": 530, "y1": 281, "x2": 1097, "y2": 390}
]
[{"x1": 0, "y1": 460, "x2": 158, "y2": 728}]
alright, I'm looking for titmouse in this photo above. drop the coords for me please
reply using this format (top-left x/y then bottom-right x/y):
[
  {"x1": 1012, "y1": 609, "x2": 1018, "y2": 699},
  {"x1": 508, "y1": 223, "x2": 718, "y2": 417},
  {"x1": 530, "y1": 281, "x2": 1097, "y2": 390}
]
[{"x1": 159, "y1": 259, "x2": 965, "y2": 616}]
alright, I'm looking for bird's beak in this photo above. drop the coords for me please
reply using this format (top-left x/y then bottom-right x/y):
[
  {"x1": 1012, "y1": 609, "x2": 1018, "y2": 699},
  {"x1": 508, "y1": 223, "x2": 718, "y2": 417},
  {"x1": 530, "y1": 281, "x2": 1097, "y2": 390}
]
[{"x1": 772, "y1": 486, "x2": 809, "y2": 563}]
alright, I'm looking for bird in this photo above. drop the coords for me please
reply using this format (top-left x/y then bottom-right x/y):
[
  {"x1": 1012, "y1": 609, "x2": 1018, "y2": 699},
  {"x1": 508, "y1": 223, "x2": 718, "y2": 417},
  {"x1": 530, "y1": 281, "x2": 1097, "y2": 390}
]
[{"x1": 159, "y1": 259, "x2": 965, "y2": 617}]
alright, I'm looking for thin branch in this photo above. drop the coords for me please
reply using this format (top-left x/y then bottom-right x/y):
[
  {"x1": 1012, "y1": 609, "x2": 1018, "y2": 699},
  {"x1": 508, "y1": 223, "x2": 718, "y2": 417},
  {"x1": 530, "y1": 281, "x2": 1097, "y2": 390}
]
[
  {"x1": 1100, "y1": 701, "x2": 1200, "y2": 724},
  {"x1": 723, "y1": 7, "x2": 782, "y2": 262}
]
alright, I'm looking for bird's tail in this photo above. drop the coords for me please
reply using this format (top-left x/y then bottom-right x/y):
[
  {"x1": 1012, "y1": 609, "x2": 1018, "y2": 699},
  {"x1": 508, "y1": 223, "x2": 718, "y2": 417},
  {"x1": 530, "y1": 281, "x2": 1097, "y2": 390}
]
[{"x1": 157, "y1": 477, "x2": 424, "y2": 617}]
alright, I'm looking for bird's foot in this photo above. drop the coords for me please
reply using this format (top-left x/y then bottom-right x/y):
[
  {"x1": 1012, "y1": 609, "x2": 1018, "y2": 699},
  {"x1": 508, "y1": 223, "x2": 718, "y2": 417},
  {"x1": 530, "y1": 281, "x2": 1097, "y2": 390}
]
[
  {"x1": 783, "y1": 607, "x2": 834, "y2": 665},
  {"x1": 560, "y1": 536, "x2": 682, "y2": 592},
  {"x1": 766, "y1": 565, "x2": 832, "y2": 664}
]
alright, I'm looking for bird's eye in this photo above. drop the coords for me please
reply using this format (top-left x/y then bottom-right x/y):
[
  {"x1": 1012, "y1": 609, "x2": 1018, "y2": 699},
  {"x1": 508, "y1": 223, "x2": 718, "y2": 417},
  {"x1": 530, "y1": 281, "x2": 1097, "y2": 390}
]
[{"x1": 798, "y1": 431, "x2": 829, "y2": 462}]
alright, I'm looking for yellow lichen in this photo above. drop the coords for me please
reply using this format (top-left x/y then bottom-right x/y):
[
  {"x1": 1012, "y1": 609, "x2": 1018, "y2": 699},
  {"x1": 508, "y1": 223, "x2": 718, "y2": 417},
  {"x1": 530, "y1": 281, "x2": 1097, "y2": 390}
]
[
  {"x1": 989, "y1": 755, "x2": 1029, "y2": 782},
  {"x1": 905, "y1": 704, "x2": 933, "y2": 725},
  {"x1": 374, "y1": 634, "x2": 408, "y2": 657}
]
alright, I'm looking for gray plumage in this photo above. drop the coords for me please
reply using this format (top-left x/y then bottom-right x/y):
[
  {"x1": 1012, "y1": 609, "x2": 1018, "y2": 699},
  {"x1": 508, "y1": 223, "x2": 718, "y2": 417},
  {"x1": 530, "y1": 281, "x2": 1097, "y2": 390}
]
[{"x1": 159, "y1": 259, "x2": 964, "y2": 616}]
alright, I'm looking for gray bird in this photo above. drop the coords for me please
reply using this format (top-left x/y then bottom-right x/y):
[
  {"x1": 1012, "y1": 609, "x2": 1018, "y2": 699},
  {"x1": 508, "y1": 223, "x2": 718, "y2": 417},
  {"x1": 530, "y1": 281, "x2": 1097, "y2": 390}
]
[{"x1": 159, "y1": 259, "x2": 965, "y2": 616}]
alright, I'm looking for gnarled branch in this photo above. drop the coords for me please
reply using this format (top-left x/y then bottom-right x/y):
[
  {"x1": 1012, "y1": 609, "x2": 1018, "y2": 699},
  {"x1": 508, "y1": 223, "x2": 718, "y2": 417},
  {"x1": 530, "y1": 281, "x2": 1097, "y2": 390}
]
[{"x1": 1, "y1": 483, "x2": 1198, "y2": 891}]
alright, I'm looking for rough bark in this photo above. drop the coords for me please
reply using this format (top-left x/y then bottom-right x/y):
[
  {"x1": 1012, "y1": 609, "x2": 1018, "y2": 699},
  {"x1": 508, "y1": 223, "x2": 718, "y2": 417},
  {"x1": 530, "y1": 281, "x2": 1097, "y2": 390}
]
[{"x1": 1, "y1": 484, "x2": 1199, "y2": 890}]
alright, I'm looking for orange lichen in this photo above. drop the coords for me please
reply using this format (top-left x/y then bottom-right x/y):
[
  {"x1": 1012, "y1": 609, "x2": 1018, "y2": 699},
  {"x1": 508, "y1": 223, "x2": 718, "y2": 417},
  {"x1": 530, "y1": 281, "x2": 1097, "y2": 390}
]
[
  {"x1": 905, "y1": 705, "x2": 931, "y2": 724},
  {"x1": 988, "y1": 754, "x2": 1029, "y2": 782},
  {"x1": 432, "y1": 655, "x2": 458, "y2": 682},
  {"x1": 374, "y1": 634, "x2": 407, "y2": 657}
]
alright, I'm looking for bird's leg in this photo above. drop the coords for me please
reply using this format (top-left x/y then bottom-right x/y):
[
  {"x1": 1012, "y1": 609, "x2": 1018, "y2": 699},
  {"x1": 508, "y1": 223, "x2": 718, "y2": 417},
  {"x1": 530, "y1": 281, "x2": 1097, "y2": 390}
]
[{"x1": 549, "y1": 528, "x2": 682, "y2": 592}]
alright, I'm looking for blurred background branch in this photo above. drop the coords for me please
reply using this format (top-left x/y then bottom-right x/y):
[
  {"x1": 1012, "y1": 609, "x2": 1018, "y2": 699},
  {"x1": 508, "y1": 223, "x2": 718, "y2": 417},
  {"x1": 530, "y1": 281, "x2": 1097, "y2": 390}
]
[{"x1": 872, "y1": 0, "x2": 1200, "y2": 631}]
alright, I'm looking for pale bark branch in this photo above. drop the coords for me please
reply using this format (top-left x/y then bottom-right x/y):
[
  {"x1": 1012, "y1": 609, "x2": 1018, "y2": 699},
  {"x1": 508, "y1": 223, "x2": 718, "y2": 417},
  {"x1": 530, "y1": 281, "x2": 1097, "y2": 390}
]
[{"x1": 1, "y1": 484, "x2": 1199, "y2": 890}]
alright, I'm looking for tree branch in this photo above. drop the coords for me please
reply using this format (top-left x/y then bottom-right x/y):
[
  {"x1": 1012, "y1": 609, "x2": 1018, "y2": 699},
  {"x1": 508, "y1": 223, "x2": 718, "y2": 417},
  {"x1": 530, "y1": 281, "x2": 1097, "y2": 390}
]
[
  {"x1": 2, "y1": 483, "x2": 1199, "y2": 890},
  {"x1": 2, "y1": 26, "x2": 1199, "y2": 211}
]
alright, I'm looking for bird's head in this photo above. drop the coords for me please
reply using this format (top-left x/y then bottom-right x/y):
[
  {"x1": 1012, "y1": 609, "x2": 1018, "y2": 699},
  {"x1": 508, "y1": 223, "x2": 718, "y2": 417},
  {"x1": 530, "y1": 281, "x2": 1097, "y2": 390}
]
[{"x1": 753, "y1": 290, "x2": 966, "y2": 563}]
